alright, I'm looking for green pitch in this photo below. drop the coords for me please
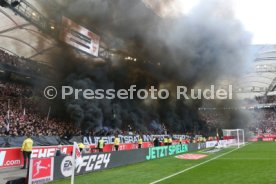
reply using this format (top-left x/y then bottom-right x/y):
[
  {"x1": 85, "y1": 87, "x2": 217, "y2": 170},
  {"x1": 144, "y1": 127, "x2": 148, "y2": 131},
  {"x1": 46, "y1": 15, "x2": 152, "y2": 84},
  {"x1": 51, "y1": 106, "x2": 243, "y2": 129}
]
[{"x1": 50, "y1": 142, "x2": 276, "y2": 184}]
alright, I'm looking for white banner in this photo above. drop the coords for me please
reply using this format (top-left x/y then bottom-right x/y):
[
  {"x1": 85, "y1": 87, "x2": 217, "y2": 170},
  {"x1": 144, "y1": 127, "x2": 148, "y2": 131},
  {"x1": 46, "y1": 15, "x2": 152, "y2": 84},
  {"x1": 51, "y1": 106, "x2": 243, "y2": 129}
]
[
  {"x1": 206, "y1": 139, "x2": 236, "y2": 148},
  {"x1": 206, "y1": 141, "x2": 218, "y2": 148},
  {"x1": 83, "y1": 134, "x2": 189, "y2": 145},
  {"x1": 60, "y1": 16, "x2": 100, "y2": 57}
]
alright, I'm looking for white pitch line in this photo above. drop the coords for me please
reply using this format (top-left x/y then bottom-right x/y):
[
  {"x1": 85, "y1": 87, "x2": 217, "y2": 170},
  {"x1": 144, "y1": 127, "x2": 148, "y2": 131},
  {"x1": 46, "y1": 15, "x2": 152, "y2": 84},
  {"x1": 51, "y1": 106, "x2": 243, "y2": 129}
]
[{"x1": 149, "y1": 144, "x2": 249, "y2": 184}]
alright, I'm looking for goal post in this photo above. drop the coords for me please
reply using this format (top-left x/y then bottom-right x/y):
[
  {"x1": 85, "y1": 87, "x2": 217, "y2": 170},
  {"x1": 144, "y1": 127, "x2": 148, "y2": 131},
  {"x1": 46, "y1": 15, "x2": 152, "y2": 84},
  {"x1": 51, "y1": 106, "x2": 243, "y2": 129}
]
[{"x1": 222, "y1": 129, "x2": 245, "y2": 148}]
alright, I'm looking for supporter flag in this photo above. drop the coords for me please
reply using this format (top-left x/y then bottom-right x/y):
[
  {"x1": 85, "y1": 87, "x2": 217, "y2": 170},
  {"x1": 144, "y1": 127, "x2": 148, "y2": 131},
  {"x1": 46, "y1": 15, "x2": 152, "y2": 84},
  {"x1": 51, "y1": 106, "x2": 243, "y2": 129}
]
[
  {"x1": 71, "y1": 142, "x2": 83, "y2": 184},
  {"x1": 7, "y1": 110, "x2": 9, "y2": 119},
  {"x1": 4, "y1": 118, "x2": 9, "y2": 132},
  {"x1": 5, "y1": 110, "x2": 10, "y2": 132},
  {"x1": 20, "y1": 108, "x2": 26, "y2": 122}
]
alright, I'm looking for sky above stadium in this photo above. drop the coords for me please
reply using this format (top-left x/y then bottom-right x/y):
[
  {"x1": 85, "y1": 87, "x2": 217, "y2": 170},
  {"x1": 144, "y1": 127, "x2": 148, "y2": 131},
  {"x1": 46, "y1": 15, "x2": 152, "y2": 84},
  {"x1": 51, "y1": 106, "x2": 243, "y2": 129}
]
[
  {"x1": 180, "y1": 0, "x2": 276, "y2": 44},
  {"x1": 143, "y1": 0, "x2": 275, "y2": 44},
  {"x1": 233, "y1": 0, "x2": 276, "y2": 44}
]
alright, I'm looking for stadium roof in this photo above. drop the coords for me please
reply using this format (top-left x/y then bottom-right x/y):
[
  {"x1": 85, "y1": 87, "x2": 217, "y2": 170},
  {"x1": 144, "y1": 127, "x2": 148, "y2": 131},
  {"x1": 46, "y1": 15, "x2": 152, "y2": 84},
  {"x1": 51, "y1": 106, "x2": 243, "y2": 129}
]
[
  {"x1": 235, "y1": 45, "x2": 276, "y2": 99},
  {"x1": 0, "y1": 1, "x2": 57, "y2": 64},
  {"x1": 0, "y1": 0, "x2": 162, "y2": 65}
]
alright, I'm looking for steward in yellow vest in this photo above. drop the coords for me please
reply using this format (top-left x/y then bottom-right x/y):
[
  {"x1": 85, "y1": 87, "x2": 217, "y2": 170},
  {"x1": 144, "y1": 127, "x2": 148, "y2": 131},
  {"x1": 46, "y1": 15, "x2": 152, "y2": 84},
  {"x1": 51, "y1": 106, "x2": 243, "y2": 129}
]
[
  {"x1": 21, "y1": 134, "x2": 33, "y2": 169},
  {"x1": 98, "y1": 138, "x2": 105, "y2": 152},
  {"x1": 163, "y1": 137, "x2": 168, "y2": 146},
  {"x1": 138, "y1": 136, "x2": 143, "y2": 149},
  {"x1": 78, "y1": 143, "x2": 85, "y2": 153},
  {"x1": 114, "y1": 136, "x2": 120, "y2": 151}
]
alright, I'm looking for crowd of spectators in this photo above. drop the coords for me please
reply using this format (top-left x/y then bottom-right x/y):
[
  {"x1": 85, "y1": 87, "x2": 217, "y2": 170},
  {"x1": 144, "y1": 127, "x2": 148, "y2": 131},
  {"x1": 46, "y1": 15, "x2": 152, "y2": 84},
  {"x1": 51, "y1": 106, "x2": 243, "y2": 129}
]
[
  {"x1": 199, "y1": 95, "x2": 276, "y2": 136},
  {"x1": 0, "y1": 99, "x2": 82, "y2": 137},
  {"x1": 0, "y1": 79, "x2": 82, "y2": 137},
  {"x1": 0, "y1": 49, "x2": 19, "y2": 67},
  {"x1": 248, "y1": 109, "x2": 276, "y2": 135},
  {"x1": 0, "y1": 49, "x2": 54, "y2": 77},
  {"x1": 0, "y1": 80, "x2": 33, "y2": 98}
]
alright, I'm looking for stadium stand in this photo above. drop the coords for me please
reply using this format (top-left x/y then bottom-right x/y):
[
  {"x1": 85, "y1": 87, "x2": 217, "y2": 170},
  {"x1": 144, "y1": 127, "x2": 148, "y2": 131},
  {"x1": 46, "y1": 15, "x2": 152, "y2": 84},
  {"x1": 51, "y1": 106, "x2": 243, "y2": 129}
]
[
  {"x1": 0, "y1": 42, "x2": 276, "y2": 142},
  {"x1": 0, "y1": 49, "x2": 55, "y2": 79},
  {"x1": 0, "y1": 75, "x2": 82, "y2": 137},
  {"x1": 0, "y1": 1, "x2": 275, "y2": 184}
]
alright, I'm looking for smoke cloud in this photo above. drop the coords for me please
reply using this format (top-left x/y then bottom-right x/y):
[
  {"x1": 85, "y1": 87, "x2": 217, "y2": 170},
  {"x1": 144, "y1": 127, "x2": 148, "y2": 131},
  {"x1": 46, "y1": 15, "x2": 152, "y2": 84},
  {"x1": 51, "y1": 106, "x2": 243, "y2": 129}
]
[{"x1": 39, "y1": 0, "x2": 252, "y2": 134}]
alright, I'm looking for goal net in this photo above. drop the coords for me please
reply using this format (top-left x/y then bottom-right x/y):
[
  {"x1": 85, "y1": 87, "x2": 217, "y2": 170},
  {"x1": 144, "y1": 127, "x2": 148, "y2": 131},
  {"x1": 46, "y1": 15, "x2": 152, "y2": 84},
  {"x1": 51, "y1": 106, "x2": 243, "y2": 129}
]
[{"x1": 222, "y1": 129, "x2": 245, "y2": 148}]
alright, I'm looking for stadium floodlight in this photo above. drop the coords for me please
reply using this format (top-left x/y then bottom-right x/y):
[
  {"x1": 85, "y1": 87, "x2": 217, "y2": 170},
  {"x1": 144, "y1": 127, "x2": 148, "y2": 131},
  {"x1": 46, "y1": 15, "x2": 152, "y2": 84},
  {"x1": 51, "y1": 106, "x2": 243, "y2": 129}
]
[{"x1": 222, "y1": 129, "x2": 245, "y2": 148}]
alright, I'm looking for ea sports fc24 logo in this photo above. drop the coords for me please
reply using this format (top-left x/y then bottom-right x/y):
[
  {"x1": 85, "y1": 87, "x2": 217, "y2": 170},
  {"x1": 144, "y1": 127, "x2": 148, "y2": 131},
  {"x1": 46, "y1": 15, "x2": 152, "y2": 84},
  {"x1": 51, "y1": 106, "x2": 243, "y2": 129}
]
[
  {"x1": 60, "y1": 156, "x2": 73, "y2": 177},
  {"x1": 61, "y1": 153, "x2": 111, "y2": 177}
]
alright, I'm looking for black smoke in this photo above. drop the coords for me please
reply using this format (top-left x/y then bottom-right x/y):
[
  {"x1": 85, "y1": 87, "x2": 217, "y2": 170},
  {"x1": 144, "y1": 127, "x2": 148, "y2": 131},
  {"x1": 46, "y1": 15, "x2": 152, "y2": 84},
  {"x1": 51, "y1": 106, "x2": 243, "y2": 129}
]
[{"x1": 39, "y1": 0, "x2": 251, "y2": 134}]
